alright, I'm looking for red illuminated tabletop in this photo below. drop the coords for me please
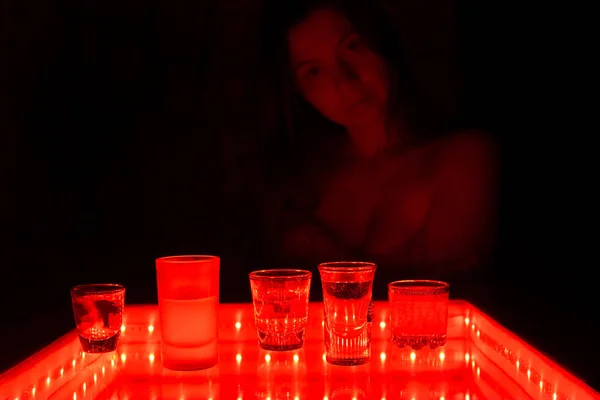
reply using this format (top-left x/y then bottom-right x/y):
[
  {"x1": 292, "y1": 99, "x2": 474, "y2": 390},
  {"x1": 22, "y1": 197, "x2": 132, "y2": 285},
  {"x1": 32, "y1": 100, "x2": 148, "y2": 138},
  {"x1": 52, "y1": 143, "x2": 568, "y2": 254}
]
[{"x1": 1, "y1": 301, "x2": 598, "y2": 400}]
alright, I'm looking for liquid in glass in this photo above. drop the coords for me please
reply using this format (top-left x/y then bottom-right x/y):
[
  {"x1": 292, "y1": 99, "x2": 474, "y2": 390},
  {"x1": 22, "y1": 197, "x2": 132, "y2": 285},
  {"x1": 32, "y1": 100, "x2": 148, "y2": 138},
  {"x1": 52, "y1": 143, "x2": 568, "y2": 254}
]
[
  {"x1": 250, "y1": 269, "x2": 311, "y2": 351},
  {"x1": 71, "y1": 284, "x2": 125, "y2": 353},
  {"x1": 389, "y1": 280, "x2": 449, "y2": 350},
  {"x1": 156, "y1": 255, "x2": 220, "y2": 370},
  {"x1": 319, "y1": 262, "x2": 376, "y2": 366}
]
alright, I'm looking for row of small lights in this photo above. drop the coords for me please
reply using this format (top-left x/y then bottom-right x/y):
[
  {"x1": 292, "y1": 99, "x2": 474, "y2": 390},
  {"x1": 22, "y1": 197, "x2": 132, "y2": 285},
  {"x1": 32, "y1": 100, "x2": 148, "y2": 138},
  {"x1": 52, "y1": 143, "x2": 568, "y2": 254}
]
[
  {"x1": 10, "y1": 314, "x2": 570, "y2": 400},
  {"x1": 112, "y1": 319, "x2": 397, "y2": 335},
  {"x1": 10, "y1": 349, "x2": 459, "y2": 400},
  {"x1": 11, "y1": 350, "x2": 121, "y2": 400},
  {"x1": 122, "y1": 319, "x2": 394, "y2": 332},
  {"x1": 464, "y1": 316, "x2": 564, "y2": 400},
  {"x1": 10, "y1": 342, "x2": 460, "y2": 400}
]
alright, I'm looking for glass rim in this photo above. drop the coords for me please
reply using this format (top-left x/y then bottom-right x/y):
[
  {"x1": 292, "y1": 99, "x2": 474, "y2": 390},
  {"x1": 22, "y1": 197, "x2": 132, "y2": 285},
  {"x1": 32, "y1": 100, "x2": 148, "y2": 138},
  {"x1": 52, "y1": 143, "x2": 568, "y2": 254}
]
[
  {"x1": 388, "y1": 280, "x2": 449, "y2": 293},
  {"x1": 71, "y1": 283, "x2": 125, "y2": 294},
  {"x1": 318, "y1": 261, "x2": 377, "y2": 273},
  {"x1": 156, "y1": 255, "x2": 220, "y2": 263},
  {"x1": 249, "y1": 269, "x2": 312, "y2": 281}
]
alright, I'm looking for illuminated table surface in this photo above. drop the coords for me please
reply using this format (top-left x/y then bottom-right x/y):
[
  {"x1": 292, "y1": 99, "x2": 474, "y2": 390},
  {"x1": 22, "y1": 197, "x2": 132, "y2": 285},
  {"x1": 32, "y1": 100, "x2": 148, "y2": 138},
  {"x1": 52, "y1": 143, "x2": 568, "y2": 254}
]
[{"x1": 1, "y1": 301, "x2": 598, "y2": 400}]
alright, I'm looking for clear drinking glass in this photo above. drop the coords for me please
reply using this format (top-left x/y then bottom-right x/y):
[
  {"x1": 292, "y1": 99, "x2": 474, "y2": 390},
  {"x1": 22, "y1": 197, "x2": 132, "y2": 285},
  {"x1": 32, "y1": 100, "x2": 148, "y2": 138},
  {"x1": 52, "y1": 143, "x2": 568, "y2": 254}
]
[
  {"x1": 388, "y1": 280, "x2": 449, "y2": 349},
  {"x1": 319, "y1": 262, "x2": 377, "y2": 366},
  {"x1": 249, "y1": 269, "x2": 312, "y2": 351},
  {"x1": 156, "y1": 255, "x2": 220, "y2": 370},
  {"x1": 71, "y1": 284, "x2": 125, "y2": 353}
]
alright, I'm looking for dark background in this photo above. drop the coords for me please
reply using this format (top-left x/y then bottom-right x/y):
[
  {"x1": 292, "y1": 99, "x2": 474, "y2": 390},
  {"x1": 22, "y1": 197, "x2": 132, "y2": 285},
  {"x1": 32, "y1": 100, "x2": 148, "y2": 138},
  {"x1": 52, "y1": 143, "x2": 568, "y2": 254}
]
[{"x1": 2, "y1": 0, "x2": 597, "y2": 391}]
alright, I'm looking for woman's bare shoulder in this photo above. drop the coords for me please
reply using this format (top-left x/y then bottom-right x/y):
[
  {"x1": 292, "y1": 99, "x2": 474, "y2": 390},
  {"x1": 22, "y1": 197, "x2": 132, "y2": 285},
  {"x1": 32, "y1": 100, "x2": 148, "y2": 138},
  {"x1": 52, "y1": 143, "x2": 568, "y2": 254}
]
[
  {"x1": 442, "y1": 129, "x2": 497, "y2": 156},
  {"x1": 427, "y1": 130, "x2": 499, "y2": 206},
  {"x1": 432, "y1": 129, "x2": 499, "y2": 171}
]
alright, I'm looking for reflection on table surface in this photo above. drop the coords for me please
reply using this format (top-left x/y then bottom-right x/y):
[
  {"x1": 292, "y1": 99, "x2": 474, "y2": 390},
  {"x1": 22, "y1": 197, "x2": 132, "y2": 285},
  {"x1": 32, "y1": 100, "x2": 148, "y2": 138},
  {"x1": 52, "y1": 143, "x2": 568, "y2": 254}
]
[{"x1": 1, "y1": 302, "x2": 598, "y2": 400}]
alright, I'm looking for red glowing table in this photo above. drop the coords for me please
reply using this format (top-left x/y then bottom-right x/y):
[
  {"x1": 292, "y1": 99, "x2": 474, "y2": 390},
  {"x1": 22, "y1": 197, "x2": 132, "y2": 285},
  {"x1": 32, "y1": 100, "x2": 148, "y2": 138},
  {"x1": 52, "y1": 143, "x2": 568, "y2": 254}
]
[{"x1": 1, "y1": 301, "x2": 597, "y2": 400}]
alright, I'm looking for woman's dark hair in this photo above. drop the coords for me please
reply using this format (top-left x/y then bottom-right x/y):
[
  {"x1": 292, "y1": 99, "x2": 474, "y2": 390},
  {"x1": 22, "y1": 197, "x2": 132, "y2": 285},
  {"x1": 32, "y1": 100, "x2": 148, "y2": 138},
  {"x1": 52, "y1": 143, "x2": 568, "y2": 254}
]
[
  {"x1": 255, "y1": 0, "x2": 460, "y2": 184},
  {"x1": 259, "y1": 0, "x2": 446, "y2": 142}
]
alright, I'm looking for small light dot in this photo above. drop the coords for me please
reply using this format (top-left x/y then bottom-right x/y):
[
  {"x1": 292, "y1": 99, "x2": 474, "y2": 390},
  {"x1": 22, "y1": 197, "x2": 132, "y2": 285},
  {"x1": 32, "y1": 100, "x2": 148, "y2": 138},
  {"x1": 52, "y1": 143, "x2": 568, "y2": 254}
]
[
  {"x1": 516, "y1": 360, "x2": 520, "y2": 368},
  {"x1": 46, "y1": 377, "x2": 51, "y2": 385},
  {"x1": 111, "y1": 360, "x2": 115, "y2": 367},
  {"x1": 527, "y1": 369, "x2": 531, "y2": 378},
  {"x1": 81, "y1": 352, "x2": 86, "y2": 359},
  {"x1": 148, "y1": 325, "x2": 154, "y2": 333},
  {"x1": 440, "y1": 397, "x2": 445, "y2": 400},
  {"x1": 322, "y1": 353, "x2": 327, "y2": 362},
  {"x1": 410, "y1": 352, "x2": 416, "y2": 361},
  {"x1": 235, "y1": 322, "x2": 242, "y2": 329},
  {"x1": 101, "y1": 366, "x2": 106, "y2": 374},
  {"x1": 539, "y1": 381, "x2": 543, "y2": 389},
  {"x1": 322, "y1": 320, "x2": 325, "y2": 327},
  {"x1": 32, "y1": 387, "x2": 36, "y2": 395},
  {"x1": 265, "y1": 354, "x2": 271, "y2": 362},
  {"x1": 73, "y1": 393, "x2": 77, "y2": 400},
  {"x1": 294, "y1": 396, "x2": 299, "y2": 400},
  {"x1": 476, "y1": 367, "x2": 480, "y2": 377},
  {"x1": 83, "y1": 382, "x2": 87, "y2": 392},
  {"x1": 93, "y1": 373, "x2": 97, "y2": 383},
  {"x1": 149, "y1": 354, "x2": 155, "y2": 363},
  {"x1": 464, "y1": 317, "x2": 470, "y2": 325},
  {"x1": 465, "y1": 353, "x2": 470, "y2": 362},
  {"x1": 553, "y1": 393, "x2": 557, "y2": 400},
  {"x1": 121, "y1": 353, "x2": 127, "y2": 363},
  {"x1": 121, "y1": 325, "x2": 126, "y2": 332},
  {"x1": 323, "y1": 397, "x2": 329, "y2": 400},
  {"x1": 471, "y1": 324, "x2": 475, "y2": 331},
  {"x1": 439, "y1": 352, "x2": 445, "y2": 361},
  {"x1": 60, "y1": 368, "x2": 64, "y2": 376},
  {"x1": 72, "y1": 359, "x2": 76, "y2": 367},
  {"x1": 379, "y1": 321, "x2": 386, "y2": 329},
  {"x1": 293, "y1": 354, "x2": 299, "y2": 363},
  {"x1": 476, "y1": 330, "x2": 480, "y2": 338},
  {"x1": 379, "y1": 352, "x2": 386, "y2": 362},
  {"x1": 236, "y1": 354, "x2": 242, "y2": 363},
  {"x1": 465, "y1": 394, "x2": 470, "y2": 400}
]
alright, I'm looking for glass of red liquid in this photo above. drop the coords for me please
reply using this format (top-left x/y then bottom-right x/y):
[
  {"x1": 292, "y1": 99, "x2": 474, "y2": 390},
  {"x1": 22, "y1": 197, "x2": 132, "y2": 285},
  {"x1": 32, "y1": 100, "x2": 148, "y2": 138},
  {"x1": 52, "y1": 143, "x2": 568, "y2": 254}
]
[
  {"x1": 388, "y1": 280, "x2": 449, "y2": 350},
  {"x1": 319, "y1": 262, "x2": 377, "y2": 366},
  {"x1": 156, "y1": 255, "x2": 220, "y2": 370},
  {"x1": 71, "y1": 283, "x2": 126, "y2": 353},
  {"x1": 249, "y1": 269, "x2": 312, "y2": 351}
]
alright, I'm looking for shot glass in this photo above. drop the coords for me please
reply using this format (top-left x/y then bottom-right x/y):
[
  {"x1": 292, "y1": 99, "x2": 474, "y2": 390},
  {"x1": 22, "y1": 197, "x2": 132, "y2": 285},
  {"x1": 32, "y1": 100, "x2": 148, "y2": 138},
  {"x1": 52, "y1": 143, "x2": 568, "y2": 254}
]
[
  {"x1": 388, "y1": 280, "x2": 449, "y2": 350},
  {"x1": 71, "y1": 284, "x2": 126, "y2": 353},
  {"x1": 249, "y1": 269, "x2": 312, "y2": 351},
  {"x1": 156, "y1": 255, "x2": 220, "y2": 370},
  {"x1": 319, "y1": 262, "x2": 377, "y2": 366}
]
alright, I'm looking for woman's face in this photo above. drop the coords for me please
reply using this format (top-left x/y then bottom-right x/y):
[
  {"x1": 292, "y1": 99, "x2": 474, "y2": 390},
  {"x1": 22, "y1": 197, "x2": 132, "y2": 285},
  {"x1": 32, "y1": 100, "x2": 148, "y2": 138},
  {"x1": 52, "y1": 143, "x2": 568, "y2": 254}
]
[{"x1": 288, "y1": 7, "x2": 390, "y2": 130}]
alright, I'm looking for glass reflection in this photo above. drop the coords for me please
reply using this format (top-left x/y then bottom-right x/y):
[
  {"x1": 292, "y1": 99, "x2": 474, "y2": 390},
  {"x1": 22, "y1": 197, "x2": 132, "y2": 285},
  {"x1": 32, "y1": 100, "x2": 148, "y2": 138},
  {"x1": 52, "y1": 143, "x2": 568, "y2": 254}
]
[{"x1": 255, "y1": 349, "x2": 307, "y2": 399}]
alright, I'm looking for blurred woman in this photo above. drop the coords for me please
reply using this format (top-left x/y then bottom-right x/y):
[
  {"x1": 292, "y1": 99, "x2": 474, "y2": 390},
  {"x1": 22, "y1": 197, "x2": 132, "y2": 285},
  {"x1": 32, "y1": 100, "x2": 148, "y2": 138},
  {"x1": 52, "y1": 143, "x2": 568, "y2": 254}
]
[{"x1": 256, "y1": 0, "x2": 498, "y2": 279}]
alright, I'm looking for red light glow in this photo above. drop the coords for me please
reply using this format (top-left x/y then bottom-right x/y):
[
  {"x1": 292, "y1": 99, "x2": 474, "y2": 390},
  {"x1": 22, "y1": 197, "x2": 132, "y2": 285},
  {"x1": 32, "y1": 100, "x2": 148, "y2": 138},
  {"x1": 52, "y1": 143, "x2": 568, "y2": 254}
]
[{"x1": 0, "y1": 302, "x2": 597, "y2": 399}]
